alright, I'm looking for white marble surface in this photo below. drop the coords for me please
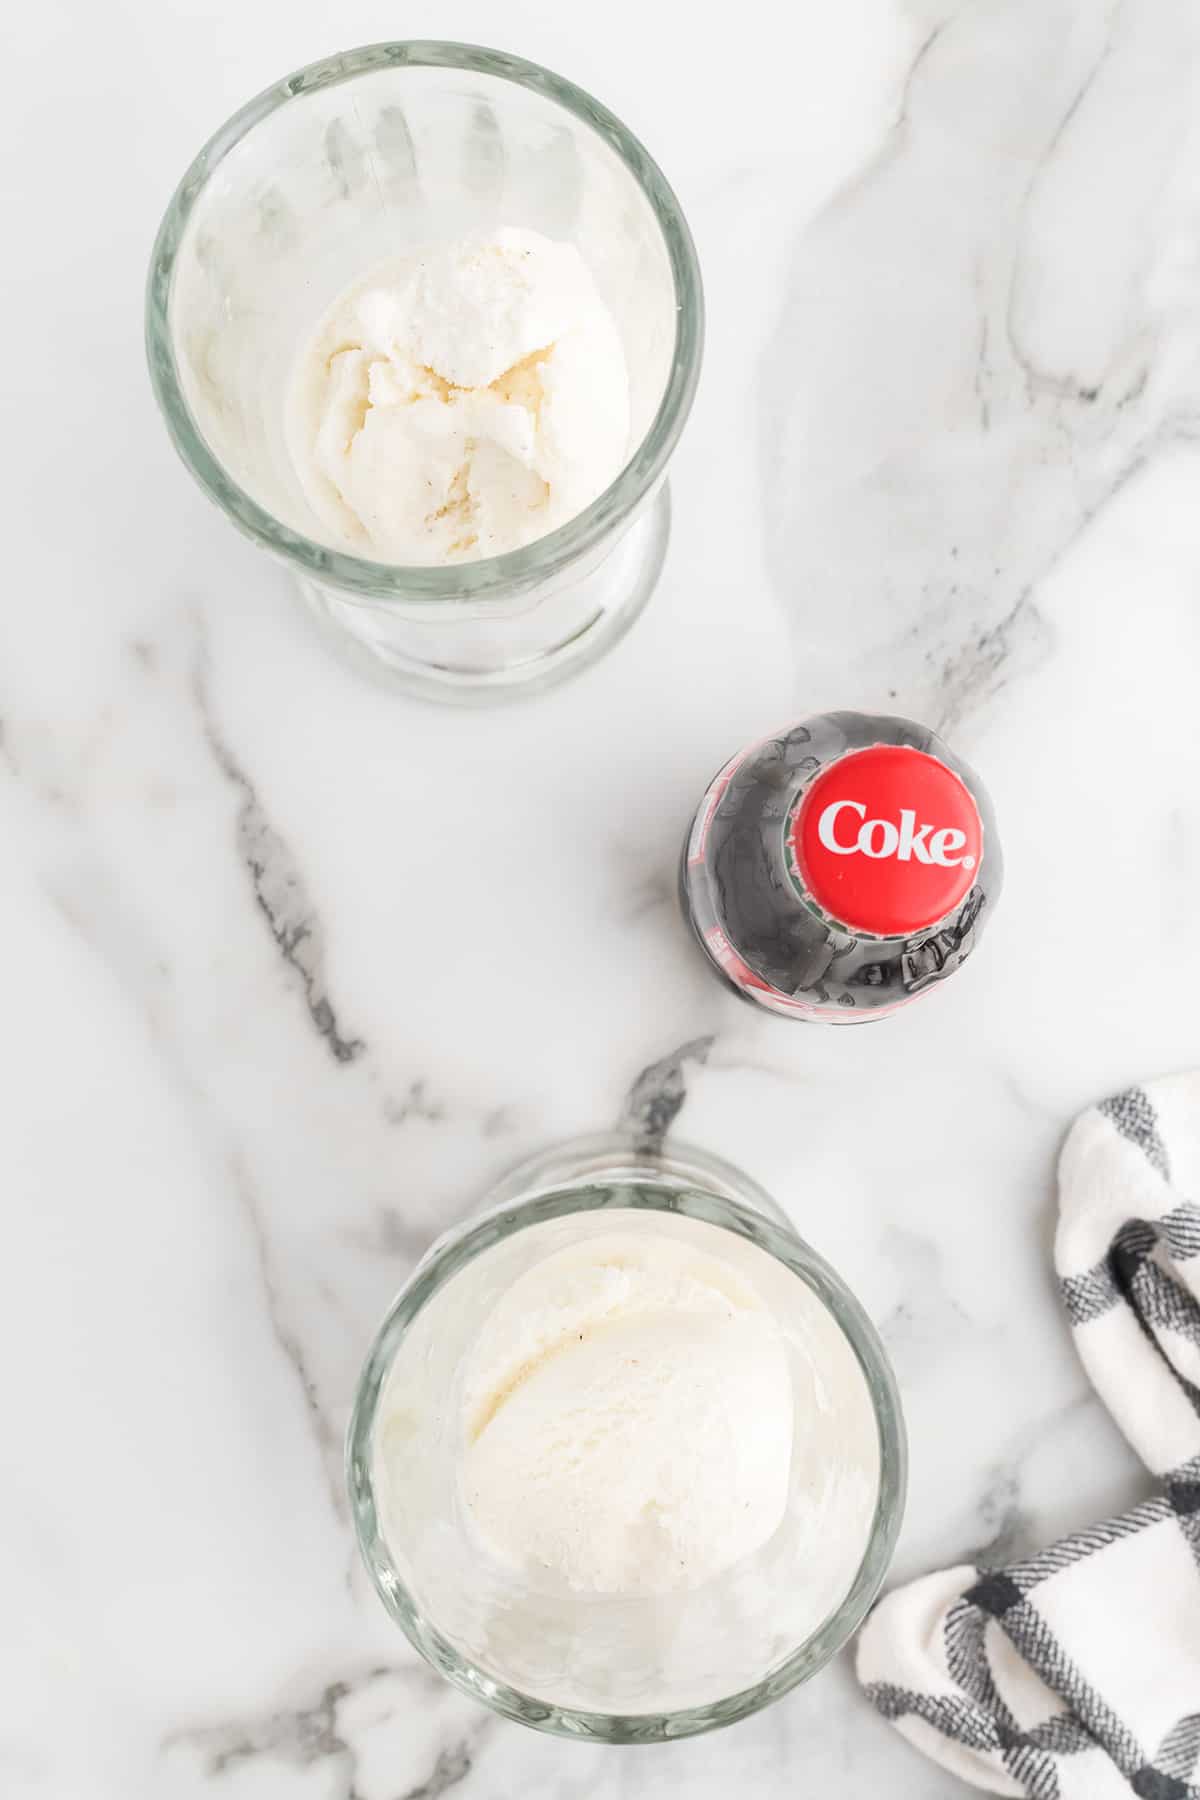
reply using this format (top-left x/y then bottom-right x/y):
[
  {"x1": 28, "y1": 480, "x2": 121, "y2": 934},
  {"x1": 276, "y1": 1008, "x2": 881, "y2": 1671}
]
[{"x1": 7, "y1": 0, "x2": 1200, "y2": 1794}]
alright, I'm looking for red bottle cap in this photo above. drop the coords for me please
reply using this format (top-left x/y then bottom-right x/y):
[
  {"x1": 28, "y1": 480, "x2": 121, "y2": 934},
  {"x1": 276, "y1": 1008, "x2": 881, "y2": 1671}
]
[{"x1": 787, "y1": 744, "x2": 984, "y2": 937}]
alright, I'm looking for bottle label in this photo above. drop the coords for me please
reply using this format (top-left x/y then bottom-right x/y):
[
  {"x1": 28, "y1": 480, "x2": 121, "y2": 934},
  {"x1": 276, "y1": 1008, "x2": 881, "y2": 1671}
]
[{"x1": 787, "y1": 744, "x2": 983, "y2": 937}]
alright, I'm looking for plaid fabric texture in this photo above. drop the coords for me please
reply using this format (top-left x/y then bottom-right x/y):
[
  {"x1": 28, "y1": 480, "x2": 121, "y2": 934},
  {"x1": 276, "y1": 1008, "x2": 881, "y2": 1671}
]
[{"x1": 858, "y1": 1073, "x2": 1200, "y2": 1798}]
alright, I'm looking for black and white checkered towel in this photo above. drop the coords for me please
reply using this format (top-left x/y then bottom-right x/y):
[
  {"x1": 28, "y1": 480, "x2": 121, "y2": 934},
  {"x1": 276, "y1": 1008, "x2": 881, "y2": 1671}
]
[{"x1": 857, "y1": 1074, "x2": 1200, "y2": 1798}]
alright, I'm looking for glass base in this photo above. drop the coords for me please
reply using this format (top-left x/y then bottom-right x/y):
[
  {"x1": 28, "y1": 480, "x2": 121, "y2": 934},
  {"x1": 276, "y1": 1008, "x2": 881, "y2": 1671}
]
[
  {"x1": 297, "y1": 483, "x2": 671, "y2": 704},
  {"x1": 479, "y1": 1131, "x2": 792, "y2": 1231}
]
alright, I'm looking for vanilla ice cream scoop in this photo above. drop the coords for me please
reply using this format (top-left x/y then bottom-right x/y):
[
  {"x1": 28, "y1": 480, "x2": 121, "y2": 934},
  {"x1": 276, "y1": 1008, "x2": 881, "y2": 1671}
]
[
  {"x1": 288, "y1": 228, "x2": 631, "y2": 564},
  {"x1": 458, "y1": 1233, "x2": 794, "y2": 1595}
]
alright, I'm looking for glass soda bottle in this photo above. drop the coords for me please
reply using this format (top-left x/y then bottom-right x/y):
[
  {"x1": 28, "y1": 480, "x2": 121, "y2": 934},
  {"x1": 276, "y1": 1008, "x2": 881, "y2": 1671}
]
[{"x1": 680, "y1": 711, "x2": 1002, "y2": 1022}]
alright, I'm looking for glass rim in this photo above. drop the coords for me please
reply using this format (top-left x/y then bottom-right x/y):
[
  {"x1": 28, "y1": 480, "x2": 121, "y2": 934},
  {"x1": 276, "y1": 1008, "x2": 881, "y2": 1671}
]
[
  {"x1": 144, "y1": 39, "x2": 705, "y2": 603},
  {"x1": 345, "y1": 1176, "x2": 907, "y2": 1743}
]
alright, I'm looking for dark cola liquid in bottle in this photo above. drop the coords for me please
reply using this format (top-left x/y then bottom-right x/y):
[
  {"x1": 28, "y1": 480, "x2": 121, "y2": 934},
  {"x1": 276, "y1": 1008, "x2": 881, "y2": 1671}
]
[{"x1": 680, "y1": 712, "x2": 1002, "y2": 1022}]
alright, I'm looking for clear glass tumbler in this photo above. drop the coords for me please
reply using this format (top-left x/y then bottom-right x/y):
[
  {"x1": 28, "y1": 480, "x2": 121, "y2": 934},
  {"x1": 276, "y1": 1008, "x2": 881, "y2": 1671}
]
[
  {"x1": 346, "y1": 1135, "x2": 906, "y2": 1741},
  {"x1": 146, "y1": 43, "x2": 704, "y2": 700}
]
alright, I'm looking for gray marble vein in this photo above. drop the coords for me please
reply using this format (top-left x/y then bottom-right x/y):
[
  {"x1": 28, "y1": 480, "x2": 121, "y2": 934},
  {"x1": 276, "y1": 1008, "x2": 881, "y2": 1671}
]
[
  {"x1": 231, "y1": 1150, "x2": 346, "y2": 1516},
  {"x1": 164, "y1": 1665, "x2": 489, "y2": 1797},
  {"x1": 193, "y1": 643, "x2": 366, "y2": 1066},
  {"x1": 45, "y1": 865, "x2": 351, "y2": 1521},
  {"x1": 877, "y1": 1223, "x2": 975, "y2": 1383},
  {"x1": 618, "y1": 1035, "x2": 716, "y2": 1151},
  {"x1": 962, "y1": 1463, "x2": 1033, "y2": 1568},
  {"x1": 763, "y1": 0, "x2": 1200, "y2": 730},
  {"x1": 403, "y1": 1742, "x2": 477, "y2": 1800},
  {"x1": 382, "y1": 1078, "x2": 447, "y2": 1126}
]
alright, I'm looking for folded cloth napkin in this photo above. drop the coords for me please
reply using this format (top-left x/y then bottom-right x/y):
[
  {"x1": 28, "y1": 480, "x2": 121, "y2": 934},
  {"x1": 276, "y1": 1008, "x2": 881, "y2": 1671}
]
[{"x1": 857, "y1": 1074, "x2": 1200, "y2": 1799}]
